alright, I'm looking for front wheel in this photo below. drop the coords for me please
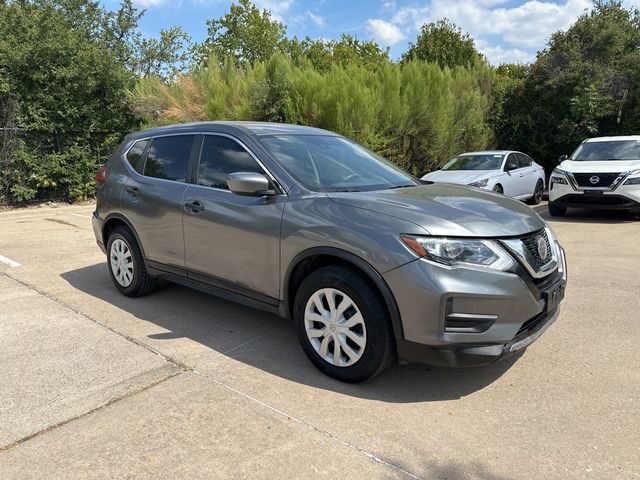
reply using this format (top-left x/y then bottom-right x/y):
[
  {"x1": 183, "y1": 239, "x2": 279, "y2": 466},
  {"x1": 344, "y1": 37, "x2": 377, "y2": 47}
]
[
  {"x1": 293, "y1": 266, "x2": 395, "y2": 383},
  {"x1": 493, "y1": 184, "x2": 503, "y2": 194},
  {"x1": 548, "y1": 200, "x2": 567, "y2": 217}
]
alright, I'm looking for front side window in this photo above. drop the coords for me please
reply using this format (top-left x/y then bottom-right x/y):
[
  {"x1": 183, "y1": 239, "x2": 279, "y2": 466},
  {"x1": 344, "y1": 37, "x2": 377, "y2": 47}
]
[
  {"x1": 442, "y1": 154, "x2": 504, "y2": 171},
  {"x1": 259, "y1": 135, "x2": 417, "y2": 192},
  {"x1": 571, "y1": 140, "x2": 640, "y2": 161},
  {"x1": 143, "y1": 135, "x2": 194, "y2": 182},
  {"x1": 197, "y1": 136, "x2": 265, "y2": 190},
  {"x1": 504, "y1": 154, "x2": 519, "y2": 171},
  {"x1": 126, "y1": 139, "x2": 149, "y2": 173}
]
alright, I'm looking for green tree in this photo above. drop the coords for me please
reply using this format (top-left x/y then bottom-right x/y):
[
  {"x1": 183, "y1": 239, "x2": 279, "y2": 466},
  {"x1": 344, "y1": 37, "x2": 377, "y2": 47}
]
[
  {"x1": 283, "y1": 34, "x2": 390, "y2": 72},
  {"x1": 402, "y1": 19, "x2": 484, "y2": 68},
  {"x1": 197, "y1": 0, "x2": 286, "y2": 67},
  {"x1": 137, "y1": 26, "x2": 192, "y2": 78}
]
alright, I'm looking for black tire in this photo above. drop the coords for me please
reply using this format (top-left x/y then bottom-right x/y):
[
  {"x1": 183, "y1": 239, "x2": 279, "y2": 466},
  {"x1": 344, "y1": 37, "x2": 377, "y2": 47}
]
[
  {"x1": 548, "y1": 200, "x2": 567, "y2": 217},
  {"x1": 106, "y1": 226, "x2": 157, "y2": 297},
  {"x1": 293, "y1": 265, "x2": 396, "y2": 383},
  {"x1": 493, "y1": 184, "x2": 503, "y2": 194},
  {"x1": 528, "y1": 180, "x2": 544, "y2": 205}
]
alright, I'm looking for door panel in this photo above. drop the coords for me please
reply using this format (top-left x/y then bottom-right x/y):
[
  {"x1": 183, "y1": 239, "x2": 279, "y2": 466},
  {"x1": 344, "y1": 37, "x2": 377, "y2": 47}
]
[
  {"x1": 183, "y1": 186, "x2": 285, "y2": 299},
  {"x1": 119, "y1": 134, "x2": 197, "y2": 272},
  {"x1": 183, "y1": 134, "x2": 285, "y2": 300},
  {"x1": 501, "y1": 153, "x2": 525, "y2": 197}
]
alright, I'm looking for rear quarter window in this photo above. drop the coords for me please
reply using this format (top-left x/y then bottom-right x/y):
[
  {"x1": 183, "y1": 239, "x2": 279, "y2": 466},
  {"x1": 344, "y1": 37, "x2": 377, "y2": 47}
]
[{"x1": 125, "y1": 139, "x2": 149, "y2": 174}]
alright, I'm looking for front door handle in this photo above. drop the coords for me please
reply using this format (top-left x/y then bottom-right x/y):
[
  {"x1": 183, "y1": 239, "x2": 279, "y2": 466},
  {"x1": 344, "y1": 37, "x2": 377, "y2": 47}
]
[{"x1": 184, "y1": 200, "x2": 205, "y2": 215}]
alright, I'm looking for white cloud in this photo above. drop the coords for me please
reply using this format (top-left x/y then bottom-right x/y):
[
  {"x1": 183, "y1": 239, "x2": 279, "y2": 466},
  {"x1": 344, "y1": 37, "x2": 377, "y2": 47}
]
[
  {"x1": 253, "y1": 0, "x2": 294, "y2": 21},
  {"x1": 366, "y1": 18, "x2": 407, "y2": 47},
  {"x1": 373, "y1": 0, "x2": 595, "y2": 64},
  {"x1": 290, "y1": 10, "x2": 325, "y2": 27}
]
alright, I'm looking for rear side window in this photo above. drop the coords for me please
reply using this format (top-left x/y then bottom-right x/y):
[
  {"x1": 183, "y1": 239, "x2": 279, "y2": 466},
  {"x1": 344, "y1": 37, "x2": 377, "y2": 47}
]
[
  {"x1": 144, "y1": 135, "x2": 194, "y2": 182},
  {"x1": 197, "y1": 135, "x2": 264, "y2": 189},
  {"x1": 517, "y1": 153, "x2": 532, "y2": 168},
  {"x1": 125, "y1": 139, "x2": 149, "y2": 174}
]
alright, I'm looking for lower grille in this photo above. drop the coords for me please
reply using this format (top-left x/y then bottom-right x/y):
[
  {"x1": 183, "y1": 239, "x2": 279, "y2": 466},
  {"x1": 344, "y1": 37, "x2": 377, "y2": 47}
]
[
  {"x1": 572, "y1": 172, "x2": 620, "y2": 188},
  {"x1": 560, "y1": 194, "x2": 637, "y2": 207}
]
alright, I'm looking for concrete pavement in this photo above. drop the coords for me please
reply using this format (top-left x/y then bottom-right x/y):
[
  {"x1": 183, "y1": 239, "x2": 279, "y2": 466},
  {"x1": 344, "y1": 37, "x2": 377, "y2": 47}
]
[{"x1": 0, "y1": 203, "x2": 639, "y2": 479}]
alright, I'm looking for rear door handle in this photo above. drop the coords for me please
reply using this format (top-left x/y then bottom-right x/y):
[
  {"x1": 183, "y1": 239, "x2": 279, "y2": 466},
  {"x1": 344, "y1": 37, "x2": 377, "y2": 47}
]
[
  {"x1": 125, "y1": 186, "x2": 139, "y2": 197},
  {"x1": 184, "y1": 200, "x2": 205, "y2": 215}
]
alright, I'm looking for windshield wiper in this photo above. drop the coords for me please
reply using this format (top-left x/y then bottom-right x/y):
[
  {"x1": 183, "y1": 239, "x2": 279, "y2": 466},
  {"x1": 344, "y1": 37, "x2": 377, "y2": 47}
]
[{"x1": 387, "y1": 184, "x2": 416, "y2": 190}]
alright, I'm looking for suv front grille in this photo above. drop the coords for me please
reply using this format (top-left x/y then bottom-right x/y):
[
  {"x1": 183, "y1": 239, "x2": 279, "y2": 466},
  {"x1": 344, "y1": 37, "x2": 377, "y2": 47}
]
[
  {"x1": 572, "y1": 172, "x2": 620, "y2": 188},
  {"x1": 520, "y1": 229, "x2": 553, "y2": 271},
  {"x1": 501, "y1": 228, "x2": 558, "y2": 279}
]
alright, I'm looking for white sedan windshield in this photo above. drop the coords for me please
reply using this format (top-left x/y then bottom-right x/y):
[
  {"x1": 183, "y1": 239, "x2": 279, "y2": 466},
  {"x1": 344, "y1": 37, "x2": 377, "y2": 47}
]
[{"x1": 443, "y1": 154, "x2": 504, "y2": 171}]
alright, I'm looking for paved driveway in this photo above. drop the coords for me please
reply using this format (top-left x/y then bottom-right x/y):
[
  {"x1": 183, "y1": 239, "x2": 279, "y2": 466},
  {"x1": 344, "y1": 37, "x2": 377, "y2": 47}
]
[{"x1": 0, "y1": 203, "x2": 639, "y2": 479}]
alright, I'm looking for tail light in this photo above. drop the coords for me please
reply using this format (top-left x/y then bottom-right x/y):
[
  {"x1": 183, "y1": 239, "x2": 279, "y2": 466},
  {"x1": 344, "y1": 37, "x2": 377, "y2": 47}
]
[{"x1": 96, "y1": 164, "x2": 107, "y2": 184}]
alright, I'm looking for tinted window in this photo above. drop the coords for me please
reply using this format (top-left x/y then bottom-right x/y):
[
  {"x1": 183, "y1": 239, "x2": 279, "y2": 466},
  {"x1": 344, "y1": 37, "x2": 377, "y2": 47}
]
[
  {"x1": 125, "y1": 139, "x2": 149, "y2": 173},
  {"x1": 143, "y1": 136, "x2": 193, "y2": 182},
  {"x1": 197, "y1": 136, "x2": 264, "y2": 189},
  {"x1": 504, "y1": 154, "x2": 519, "y2": 171},
  {"x1": 517, "y1": 153, "x2": 532, "y2": 168}
]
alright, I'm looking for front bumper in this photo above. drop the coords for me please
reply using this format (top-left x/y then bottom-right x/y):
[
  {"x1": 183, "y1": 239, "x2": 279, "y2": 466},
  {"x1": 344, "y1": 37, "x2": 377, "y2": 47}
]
[
  {"x1": 383, "y1": 246, "x2": 567, "y2": 367},
  {"x1": 549, "y1": 179, "x2": 640, "y2": 211}
]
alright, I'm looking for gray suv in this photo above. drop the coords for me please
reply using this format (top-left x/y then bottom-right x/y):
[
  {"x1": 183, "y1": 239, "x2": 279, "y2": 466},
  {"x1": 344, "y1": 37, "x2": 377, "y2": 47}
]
[{"x1": 93, "y1": 122, "x2": 567, "y2": 383}]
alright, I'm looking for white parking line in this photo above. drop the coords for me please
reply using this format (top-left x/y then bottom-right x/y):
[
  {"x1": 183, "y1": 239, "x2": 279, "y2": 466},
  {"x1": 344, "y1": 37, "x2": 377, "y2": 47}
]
[
  {"x1": 0, "y1": 254, "x2": 21, "y2": 268},
  {"x1": 70, "y1": 213, "x2": 92, "y2": 219}
]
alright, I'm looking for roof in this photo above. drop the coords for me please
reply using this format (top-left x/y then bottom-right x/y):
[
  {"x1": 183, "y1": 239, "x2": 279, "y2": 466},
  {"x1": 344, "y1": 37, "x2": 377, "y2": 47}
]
[
  {"x1": 132, "y1": 121, "x2": 336, "y2": 138},
  {"x1": 459, "y1": 150, "x2": 513, "y2": 155},
  {"x1": 584, "y1": 136, "x2": 640, "y2": 143}
]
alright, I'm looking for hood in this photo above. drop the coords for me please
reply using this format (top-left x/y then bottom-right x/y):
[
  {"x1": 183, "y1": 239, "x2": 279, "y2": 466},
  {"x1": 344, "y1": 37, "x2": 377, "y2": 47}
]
[
  {"x1": 327, "y1": 183, "x2": 545, "y2": 237},
  {"x1": 560, "y1": 159, "x2": 640, "y2": 173},
  {"x1": 422, "y1": 169, "x2": 497, "y2": 185}
]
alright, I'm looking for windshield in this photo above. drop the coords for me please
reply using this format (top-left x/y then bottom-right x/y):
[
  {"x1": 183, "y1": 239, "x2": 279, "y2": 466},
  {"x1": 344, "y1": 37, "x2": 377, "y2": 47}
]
[
  {"x1": 258, "y1": 135, "x2": 418, "y2": 192},
  {"x1": 571, "y1": 140, "x2": 640, "y2": 161},
  {"x1": 442, "y1": 154, "x2": 504, "y2": 171}
]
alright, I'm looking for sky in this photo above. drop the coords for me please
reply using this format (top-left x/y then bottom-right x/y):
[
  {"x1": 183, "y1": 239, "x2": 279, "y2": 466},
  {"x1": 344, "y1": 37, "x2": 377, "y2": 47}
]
[{"x1": 103, "y1": 0, "x2": 640, "y2": 65}]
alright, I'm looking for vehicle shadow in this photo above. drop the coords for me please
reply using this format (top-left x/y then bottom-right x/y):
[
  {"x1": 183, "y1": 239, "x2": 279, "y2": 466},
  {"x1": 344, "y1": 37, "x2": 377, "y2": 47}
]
[
  {"x1": 533, "y1": 204, "x2": 639, "y2": 224},
  {"x1": 62, "y1": 263, "x2": 521, "y2": 403}
]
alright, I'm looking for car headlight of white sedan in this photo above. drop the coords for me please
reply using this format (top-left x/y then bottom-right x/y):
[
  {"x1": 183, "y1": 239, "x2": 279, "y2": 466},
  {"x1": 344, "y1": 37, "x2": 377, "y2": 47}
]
[{"x1": 468, "y1": 178, "x2": 489, "y2": 188}]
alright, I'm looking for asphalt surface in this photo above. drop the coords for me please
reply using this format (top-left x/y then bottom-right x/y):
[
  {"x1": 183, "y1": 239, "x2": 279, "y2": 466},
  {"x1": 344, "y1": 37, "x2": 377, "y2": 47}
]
[{"x1": 0, "y1": 202, "x2": 638, "y2": 479}]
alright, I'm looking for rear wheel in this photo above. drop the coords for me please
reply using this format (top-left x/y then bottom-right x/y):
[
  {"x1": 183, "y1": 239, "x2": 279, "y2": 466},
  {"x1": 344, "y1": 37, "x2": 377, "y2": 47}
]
[
  {"x1": 293, "y1": 265, "x2": 395, "y2": 383},
  {"x1": 528, "y1": 180, "x2": 544, "y2": 205},
  {"x1": 106, "y1": 226, "x2": 157, "y2": 297},
  {"x1": 548, "y1": 201, "x2": 567, "y2": 217}
]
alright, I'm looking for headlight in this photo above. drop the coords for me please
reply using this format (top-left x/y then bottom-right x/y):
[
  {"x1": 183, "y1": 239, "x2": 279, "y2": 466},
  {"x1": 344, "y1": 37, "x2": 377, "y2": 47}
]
[
  {"x1": 550, "y1": 176, "x2": 568, "y2": 185},
  {"x1": 468, "y1": 178, "x2": 489, "y2": 188},
  {"x1": 624, "y1": 169, "x2": 640, "y2": 185},
  {"x1": 400, "y1": 235, "x2": 515, "y2": 271}
]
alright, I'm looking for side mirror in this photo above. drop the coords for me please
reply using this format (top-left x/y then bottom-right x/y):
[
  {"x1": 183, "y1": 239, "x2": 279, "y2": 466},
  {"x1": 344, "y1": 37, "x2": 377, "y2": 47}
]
[
  {"x1": 558, "y1": 154, "x2": 568, "y2": 163},
  {"x1": 504, "y1": 163, "x2": 518, "y2": 173},
  {"x1": 227, "y1": 172, "x2": 274, "y2": 196}
]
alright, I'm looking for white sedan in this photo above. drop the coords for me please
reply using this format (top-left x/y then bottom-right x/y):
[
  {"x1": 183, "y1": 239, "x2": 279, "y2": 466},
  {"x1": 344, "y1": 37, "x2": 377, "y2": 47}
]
[{"x1": 422, "y1": 150, "x2": 546, "y2": 204}]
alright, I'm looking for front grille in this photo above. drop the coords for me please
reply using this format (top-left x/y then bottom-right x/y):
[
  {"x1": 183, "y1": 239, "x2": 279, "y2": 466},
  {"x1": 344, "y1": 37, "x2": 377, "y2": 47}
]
[
  {"x1": 572, "y1": 172, "x2": 620, "y2": 188},
  {"x1": 520, "y1": 229, "x2": 553, "y2": 270}
]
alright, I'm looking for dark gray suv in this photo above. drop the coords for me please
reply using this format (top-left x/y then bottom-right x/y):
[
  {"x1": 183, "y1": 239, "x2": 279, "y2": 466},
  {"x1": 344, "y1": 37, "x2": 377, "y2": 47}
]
[{"x1": 93, "y1": 122, "x2": 567, "y2": 382}]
